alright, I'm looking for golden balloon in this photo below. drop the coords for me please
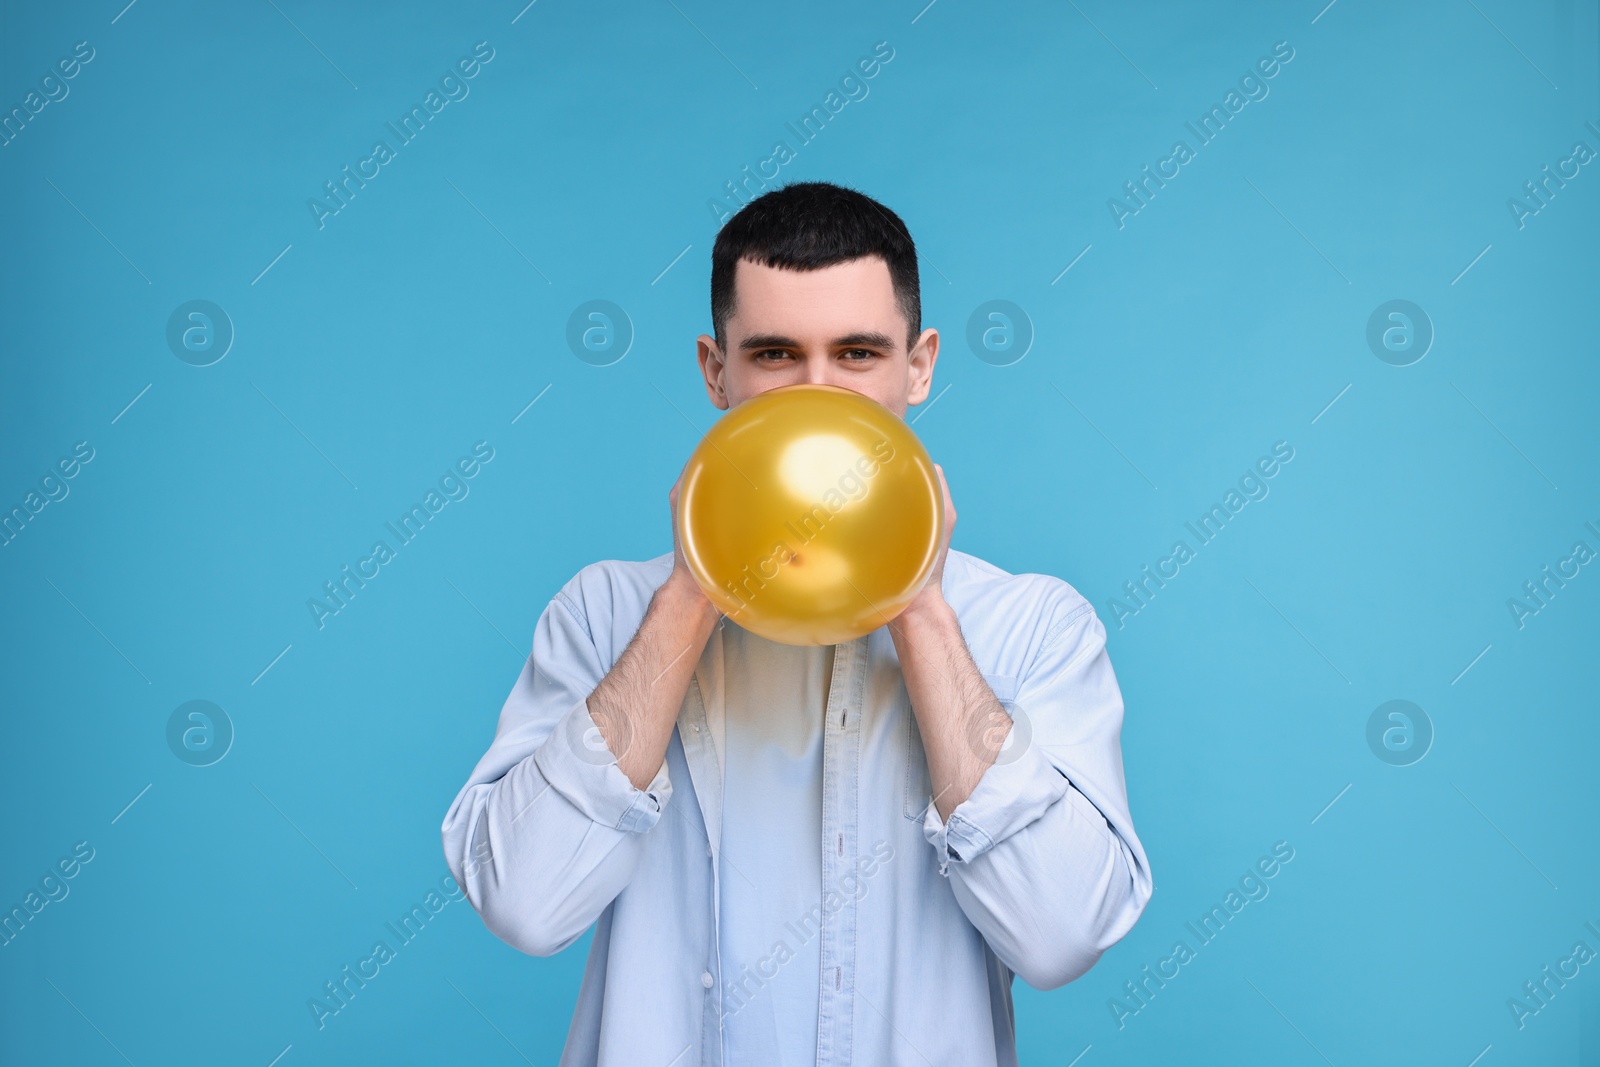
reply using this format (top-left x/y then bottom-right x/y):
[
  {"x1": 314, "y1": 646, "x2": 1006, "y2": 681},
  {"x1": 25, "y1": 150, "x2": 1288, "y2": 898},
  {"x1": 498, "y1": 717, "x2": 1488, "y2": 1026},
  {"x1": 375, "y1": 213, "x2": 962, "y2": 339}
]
[{"x1": 676, "y1": 383, "x2": 944, "y2": 645}]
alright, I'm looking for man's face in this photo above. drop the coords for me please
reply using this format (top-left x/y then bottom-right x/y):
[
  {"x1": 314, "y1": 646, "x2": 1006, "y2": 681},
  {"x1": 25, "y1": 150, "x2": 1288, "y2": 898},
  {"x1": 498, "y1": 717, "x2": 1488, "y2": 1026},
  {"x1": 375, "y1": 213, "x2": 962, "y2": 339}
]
[{"x1": 696, "y1": 255, "x2": 939, "y2": 418}]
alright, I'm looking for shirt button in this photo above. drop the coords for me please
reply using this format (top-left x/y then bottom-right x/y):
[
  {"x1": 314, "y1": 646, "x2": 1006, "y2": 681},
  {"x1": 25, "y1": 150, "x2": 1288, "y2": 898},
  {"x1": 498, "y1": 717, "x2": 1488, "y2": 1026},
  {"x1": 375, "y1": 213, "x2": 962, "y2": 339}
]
[
  {"x1": 706, "y1": 841, "x2": 713, "y2": 856},
  {"x1": 700, "y1": 971, "x2": 714, "y2": 989}
]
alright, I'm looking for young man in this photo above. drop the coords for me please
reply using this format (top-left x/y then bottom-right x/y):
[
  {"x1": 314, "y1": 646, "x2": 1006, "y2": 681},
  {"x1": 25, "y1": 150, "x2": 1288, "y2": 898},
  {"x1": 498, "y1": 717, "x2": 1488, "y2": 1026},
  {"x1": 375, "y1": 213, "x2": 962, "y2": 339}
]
[{"x1": 442, "y1": 181, "x2": 1152, "y2": 1066}]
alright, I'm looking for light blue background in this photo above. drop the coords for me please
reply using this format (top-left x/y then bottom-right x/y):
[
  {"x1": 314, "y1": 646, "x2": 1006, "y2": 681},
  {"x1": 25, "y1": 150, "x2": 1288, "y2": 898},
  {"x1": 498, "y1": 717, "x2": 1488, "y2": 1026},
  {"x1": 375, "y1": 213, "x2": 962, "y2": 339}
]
[{"x1": 3, "y1": 1, "x2": 1598, "y2": 1064}]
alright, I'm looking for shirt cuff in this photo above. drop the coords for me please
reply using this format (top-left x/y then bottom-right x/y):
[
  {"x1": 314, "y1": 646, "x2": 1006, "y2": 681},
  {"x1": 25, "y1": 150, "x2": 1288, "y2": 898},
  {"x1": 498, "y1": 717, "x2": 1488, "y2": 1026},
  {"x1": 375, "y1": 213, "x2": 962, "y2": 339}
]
[
  {"x1": 922, "y1": 730, "x2": 1070, "y2": 876},
  {"x1": 533, "y1": 696, "x2": 672, "y2": 834}
]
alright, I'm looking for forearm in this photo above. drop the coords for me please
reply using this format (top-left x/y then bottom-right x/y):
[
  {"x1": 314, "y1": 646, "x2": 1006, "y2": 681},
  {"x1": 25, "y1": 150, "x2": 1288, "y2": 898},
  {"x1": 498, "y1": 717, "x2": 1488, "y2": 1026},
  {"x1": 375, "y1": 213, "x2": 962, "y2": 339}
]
[
  {"x1": 589, "y1": 573, "x2": 720, "y2": 789},
  {"x1": 890, "y1": 595, "x2": 1004, "y2": 822}
]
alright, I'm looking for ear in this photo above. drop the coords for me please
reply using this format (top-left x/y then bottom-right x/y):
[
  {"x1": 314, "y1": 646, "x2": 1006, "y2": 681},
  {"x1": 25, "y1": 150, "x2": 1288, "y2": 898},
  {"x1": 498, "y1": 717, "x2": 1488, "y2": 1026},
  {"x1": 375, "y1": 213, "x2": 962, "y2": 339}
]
[
  {"x1": 905, "y1": 327, "x2": 939, "y2": 407},
  {"x1": 697, "y1": 334, "x2": 730, "y2": 411}
]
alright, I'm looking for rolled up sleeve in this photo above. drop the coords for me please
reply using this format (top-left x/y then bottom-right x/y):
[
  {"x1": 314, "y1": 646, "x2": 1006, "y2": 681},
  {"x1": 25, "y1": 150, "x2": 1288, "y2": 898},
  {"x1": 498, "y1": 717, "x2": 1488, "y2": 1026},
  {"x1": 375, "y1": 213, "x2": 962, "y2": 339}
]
[
  {"x1": 441, "y1": 577, "x2": 671, "y2": 957},
  {"x1": 534, "y1": 693, "x2": 671, "y2": 833},
  {"x1": 922, "y1": 600, "x2": 1154, "y2": 990}
]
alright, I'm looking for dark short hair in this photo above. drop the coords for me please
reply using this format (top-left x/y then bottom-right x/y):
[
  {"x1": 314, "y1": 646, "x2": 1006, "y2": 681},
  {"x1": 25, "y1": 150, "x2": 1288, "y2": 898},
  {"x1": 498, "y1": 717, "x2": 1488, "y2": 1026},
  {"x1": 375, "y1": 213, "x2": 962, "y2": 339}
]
[{"x1": 710, "y1": 181, "x2": 921, "y2": 353}]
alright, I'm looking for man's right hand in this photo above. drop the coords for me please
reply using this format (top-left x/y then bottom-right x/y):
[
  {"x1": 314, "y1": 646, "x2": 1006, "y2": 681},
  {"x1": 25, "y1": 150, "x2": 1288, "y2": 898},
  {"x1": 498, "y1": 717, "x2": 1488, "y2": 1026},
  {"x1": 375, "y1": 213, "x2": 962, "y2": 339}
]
[{"x1": 585, "y1": 466, "x2": 722, "y2": 791}]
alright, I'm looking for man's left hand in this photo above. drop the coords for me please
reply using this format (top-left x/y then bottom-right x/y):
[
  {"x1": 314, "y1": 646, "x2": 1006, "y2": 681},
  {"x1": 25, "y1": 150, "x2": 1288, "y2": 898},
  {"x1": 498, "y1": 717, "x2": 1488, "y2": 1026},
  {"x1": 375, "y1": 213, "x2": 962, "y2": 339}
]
[{"x1": 902, "y1": 462, "x2": 955, "y2": 622}]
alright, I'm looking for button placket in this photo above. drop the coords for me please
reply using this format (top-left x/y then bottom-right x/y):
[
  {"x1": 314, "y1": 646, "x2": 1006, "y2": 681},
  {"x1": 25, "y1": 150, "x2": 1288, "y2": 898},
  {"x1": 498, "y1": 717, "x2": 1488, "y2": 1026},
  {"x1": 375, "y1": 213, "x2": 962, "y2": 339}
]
[
  {"x1": 680, "y1": 634, "x2": 727, "y2": 1065},
  {"x1": 815, "y1": 635, "x2": 867, "y2": 1065}
]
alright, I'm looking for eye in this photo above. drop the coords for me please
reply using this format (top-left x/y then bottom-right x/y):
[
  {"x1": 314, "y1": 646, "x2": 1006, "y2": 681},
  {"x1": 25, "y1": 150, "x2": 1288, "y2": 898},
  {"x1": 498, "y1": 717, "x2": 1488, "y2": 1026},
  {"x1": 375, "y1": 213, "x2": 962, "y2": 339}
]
[
  {"x1": 840, "y1": 348, "x2": 878, "y2": 362},
  {"x1": 755, "y1": 349, "x2": 794, "y2": 363}
]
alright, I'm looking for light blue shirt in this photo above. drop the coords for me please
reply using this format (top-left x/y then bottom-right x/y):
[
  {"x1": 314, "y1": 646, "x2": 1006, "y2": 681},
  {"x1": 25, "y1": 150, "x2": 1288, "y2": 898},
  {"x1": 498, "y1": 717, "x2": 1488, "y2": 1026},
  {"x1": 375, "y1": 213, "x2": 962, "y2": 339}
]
[{"x1": 441, "y1": 548, "x2": 1153, "y2": 1066}]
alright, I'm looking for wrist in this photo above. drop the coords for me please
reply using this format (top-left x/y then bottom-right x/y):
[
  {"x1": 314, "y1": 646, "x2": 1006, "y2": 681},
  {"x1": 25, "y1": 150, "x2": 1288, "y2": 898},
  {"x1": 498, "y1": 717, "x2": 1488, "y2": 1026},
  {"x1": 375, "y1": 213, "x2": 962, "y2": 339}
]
[
  {"x1": 895, "y1": 589, "x2": 956, "y2": 634},
  {"x1": 658, "y1": 570, "x2": 720, "y2": 625}
]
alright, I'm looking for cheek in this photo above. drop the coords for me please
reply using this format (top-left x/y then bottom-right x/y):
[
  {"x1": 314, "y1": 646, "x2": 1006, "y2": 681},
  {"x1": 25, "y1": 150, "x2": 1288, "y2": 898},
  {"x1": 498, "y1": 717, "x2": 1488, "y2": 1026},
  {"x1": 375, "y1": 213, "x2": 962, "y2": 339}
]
[
  {"x1": 717, "y1": 361, "x2": 764, "y2": 405},
  {"x1": 726, "y1": 365, "x2": 810, "y2": 411},
  {"x1": 837, "y1": 373, "x2": 902, "y2": 415},
  {"x1": 730, "y1": 372, "x2": 788, "y2": 405}
]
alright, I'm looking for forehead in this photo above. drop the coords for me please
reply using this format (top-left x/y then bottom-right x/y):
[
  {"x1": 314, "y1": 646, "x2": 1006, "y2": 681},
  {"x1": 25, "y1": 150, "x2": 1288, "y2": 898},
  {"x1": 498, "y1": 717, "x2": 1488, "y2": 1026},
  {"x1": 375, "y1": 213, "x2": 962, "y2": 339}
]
[{"x1": 730, "y1": 255, "x2": 902, "y2": 342}]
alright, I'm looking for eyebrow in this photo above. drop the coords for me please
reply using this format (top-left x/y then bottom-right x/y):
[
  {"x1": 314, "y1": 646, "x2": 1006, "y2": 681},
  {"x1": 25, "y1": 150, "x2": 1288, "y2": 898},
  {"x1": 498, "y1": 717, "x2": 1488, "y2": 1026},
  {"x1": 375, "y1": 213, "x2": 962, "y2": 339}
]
[{"x1": 739, "y1": 331, "x2": 899, "y2": 352}]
